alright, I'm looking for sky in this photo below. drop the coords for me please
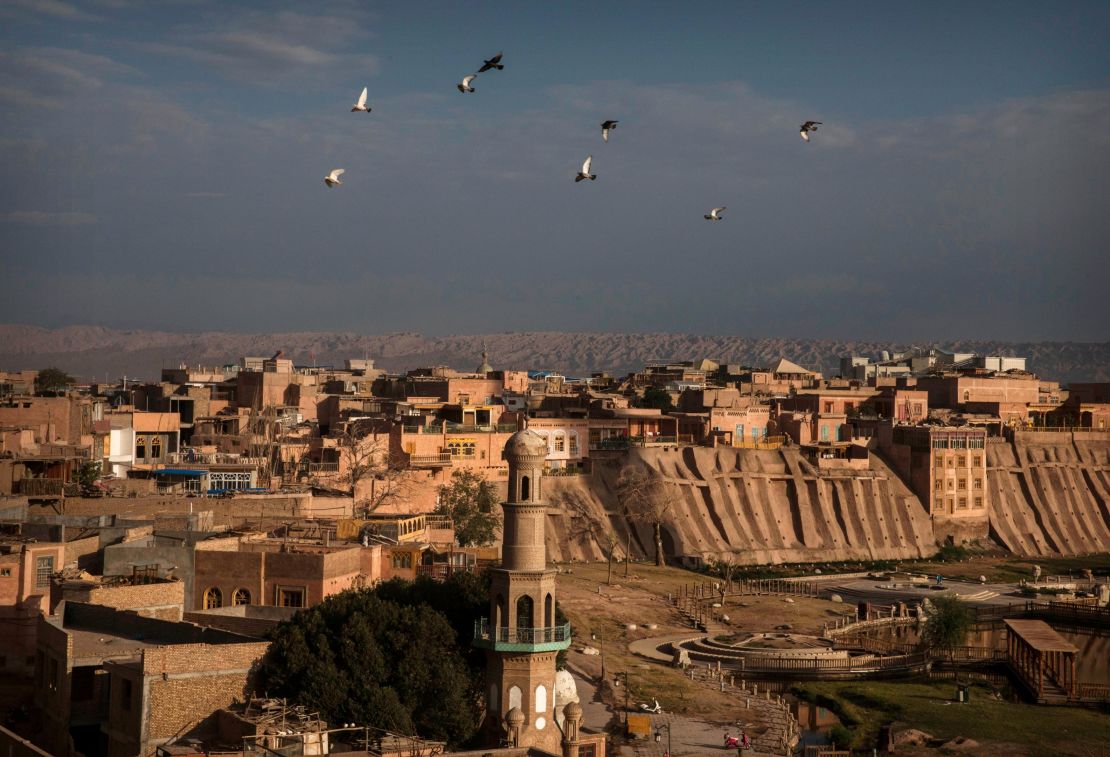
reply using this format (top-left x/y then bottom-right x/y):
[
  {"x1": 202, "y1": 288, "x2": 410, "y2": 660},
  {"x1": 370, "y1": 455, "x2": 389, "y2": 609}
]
[{"x1": 1, "y1": 0, "x2": 1108, "y2": 342}]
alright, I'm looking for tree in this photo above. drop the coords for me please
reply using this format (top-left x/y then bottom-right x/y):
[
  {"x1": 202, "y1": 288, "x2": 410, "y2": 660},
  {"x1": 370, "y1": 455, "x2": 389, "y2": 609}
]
[
  {"x1": 435, "y1": 468, "x2": 501, "y2": 547},
  {"x1": 920, "y1": 594, "x2": 971, "y2": 671},
  {"x1": 332, "y1": 424, "x2": 412, "y2": 514},
  {"x1": 616, "y1": 464, "x2": 669, "y2": 567},
  {"x1": 34, "y1": 367, "x2": 75, "y2": 395},
  {"x1": 604, "y1": 529, "x2": 618, "y2": 585},
  {"x1": 258, "y1": 581, "x2": 483, "y2": 747},
  {"x1": 76, "y1": 461, "x2": 103, "y2": 496},
  {"x1": 636, "y1": 386, "x2": 674, "y2": 412}
]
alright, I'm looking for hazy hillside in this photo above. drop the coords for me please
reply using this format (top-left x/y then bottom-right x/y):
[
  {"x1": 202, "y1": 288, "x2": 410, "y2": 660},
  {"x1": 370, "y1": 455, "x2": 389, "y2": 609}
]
[{"x1": 1, "y1": 324, "x2": 1107, "y2": 384}]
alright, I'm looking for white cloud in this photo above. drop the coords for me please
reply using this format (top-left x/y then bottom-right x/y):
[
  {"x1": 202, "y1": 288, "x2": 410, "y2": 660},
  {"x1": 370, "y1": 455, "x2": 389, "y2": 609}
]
[{"x1": 142, "y1": 8, "x2": 378, "y2": 85}]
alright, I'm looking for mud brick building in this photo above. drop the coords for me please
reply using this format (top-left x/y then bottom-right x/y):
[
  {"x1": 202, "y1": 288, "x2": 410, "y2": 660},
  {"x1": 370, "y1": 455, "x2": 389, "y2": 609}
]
[
  {"x1": 50, "y1": 575, "x2": 185, "y2": 621},
  {"x1": 35, "y1": 601, "x2": 268, "y2": 757}
]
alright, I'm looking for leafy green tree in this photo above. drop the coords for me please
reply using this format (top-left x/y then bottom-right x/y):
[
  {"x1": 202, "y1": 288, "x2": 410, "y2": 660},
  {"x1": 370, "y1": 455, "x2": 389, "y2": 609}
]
[
  {"x1": 258, "y1": 587, "x2": 480, "y2": 747},
  {"x1": 636, "y1": 386, "x2": 674, "y2": 412},
  {"x1": 373, "y1": 572, "x2": 491, "y2": 673},
  {"x1": 921, "y1": 594, "x2": 971, "y2": 669},
  {"x1": 435, "y1": 468, "x2": 501, "y2": 547},
  {"x1": 76, "y1": 461, "x2": 103, "y2": 495},
  {"x1": 35, "y1": 367, "x2": 75, "y2": 395}
]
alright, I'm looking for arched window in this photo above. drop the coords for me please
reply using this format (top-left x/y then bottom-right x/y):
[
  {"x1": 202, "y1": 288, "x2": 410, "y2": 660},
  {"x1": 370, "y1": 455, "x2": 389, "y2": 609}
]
[
  {"x1": 508, "y1": 685, "x2": 522, "y2": 711},
  {"x1": 535, "y1": 684, "x2": 548, "y2": 717},
  {"x1": 135, "y1": 437, "x2": 146, "y2": 459},
  {"x1": 233, "y1": 588, "x2": 251, "y2": 606},
  {"x1": 521, "y1": 476, "x2": 530, "y2": 501},
  {"x1": 963, "y1": 390, "x2": 970, "y2": 402},
  {"x1": 545, "y1": 593, "x2": 554, "y2": 627},
  {"x1": 204, "y1": 587, "x2": 222, "y2": 609},
  {"x1": 150, "y1": 436, "x2": 162, "y2": 459},
  {"x1": 516, "y1": 595, "x2": 534, "y2": 629}
]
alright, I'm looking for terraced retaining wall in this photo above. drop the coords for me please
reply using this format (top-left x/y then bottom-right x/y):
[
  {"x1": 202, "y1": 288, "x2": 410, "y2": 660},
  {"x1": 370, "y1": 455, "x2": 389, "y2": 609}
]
[
  {"x1": 987, "y1": 432, "x2": 1110, "y2": 556},
  {"x1": 545, "y1": 435, "x2": 1110, "y2": 564},
  {"x1": 544, "y1": 446, "x2": 935, "y2": 564}
]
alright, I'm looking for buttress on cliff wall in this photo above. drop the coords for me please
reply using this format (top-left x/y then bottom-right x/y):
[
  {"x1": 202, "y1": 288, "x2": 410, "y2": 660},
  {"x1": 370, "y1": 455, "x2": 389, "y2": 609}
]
[
  {"x1": 987, "y1": 432, "x2": 1110, "y2": 556},
  {"x1": 544, "y1": 434, "x2": 1110, "y2": 565},
  {"x1": 544, "y1": 446, "x2": 935, "y2": 565}
]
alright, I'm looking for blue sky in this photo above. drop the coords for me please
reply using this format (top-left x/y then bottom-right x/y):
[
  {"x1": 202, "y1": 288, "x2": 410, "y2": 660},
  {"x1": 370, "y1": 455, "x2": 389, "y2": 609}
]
[{"x1": 1, "y1": 0, "x2": 1108, "y2": 341}]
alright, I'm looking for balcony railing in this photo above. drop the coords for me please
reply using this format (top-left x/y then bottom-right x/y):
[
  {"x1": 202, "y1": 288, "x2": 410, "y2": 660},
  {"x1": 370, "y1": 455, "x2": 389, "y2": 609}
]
[
  {"x1": 164, "y1": 452, "x2": 269, "y2": 467},
  {"x1": 408, "y1": 453, "x2": 452, "y2": 467},
  {"x1": 402, "y1": 423, "x2": 519, "y2": 435},
  {"x1": 474, "y1": 619, "x2": 572, "y2": 647},
  {"x1": 305, "y1": 462, "x2": 340, "y2": 473}
]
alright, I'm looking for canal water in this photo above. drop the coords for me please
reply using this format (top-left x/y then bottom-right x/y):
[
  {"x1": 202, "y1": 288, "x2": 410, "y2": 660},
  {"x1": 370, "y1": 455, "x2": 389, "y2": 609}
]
[{"x1": 862, "y1": 621, "x2": 1110, "y2": 685}]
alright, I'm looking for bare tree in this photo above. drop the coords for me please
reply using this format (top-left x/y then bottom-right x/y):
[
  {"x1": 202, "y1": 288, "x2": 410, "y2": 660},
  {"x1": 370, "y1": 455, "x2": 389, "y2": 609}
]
[
  {"x1": 616, "y1": 464, "x2": 668, "y2": 567},
  {"x1": 332, "y1": 424, "x2": 413, "y2": 515}
]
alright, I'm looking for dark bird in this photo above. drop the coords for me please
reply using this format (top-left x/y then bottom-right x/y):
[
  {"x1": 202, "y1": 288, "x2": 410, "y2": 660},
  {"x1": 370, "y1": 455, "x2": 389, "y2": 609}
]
[
  {"x1": 601, "y1": 120, "x2": 618, "y2": 142},
  {"x1": 457, "y1": 74, "x2": 477, "y2": 93},
  {"x1": 704, "y1": 207, "x2": 726, "y2": 221},
  {"x1": 575, "y1": 155, "x2": 596, "y2": 182},
  {"x1": 799, "y1": 121, "x2": 822, "y2": 142},
  {"x1": 478, "y1": 52, "x2": 504, "y2": 72}
]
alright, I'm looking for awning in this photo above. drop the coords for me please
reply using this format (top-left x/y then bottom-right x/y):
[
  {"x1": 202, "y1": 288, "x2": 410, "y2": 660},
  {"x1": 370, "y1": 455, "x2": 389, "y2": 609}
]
[{"x1": 155, "y1": 469, "x2": 206, "y2": 477}]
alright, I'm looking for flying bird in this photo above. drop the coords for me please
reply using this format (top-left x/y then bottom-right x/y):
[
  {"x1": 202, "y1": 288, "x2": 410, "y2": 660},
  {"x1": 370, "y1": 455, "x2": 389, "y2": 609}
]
[
  {"x1": 575, "y1": 155, "x2": 596, "y2": 182},
  {"x1": 351, "y1": 87, "x2": 371, "y2": 113},
  {"x1": 457, "y1": 74, "x2": 477, "y2": 93},
  {"x1": 324, "y1": 168, "x2": 345, "y2": 188},
  {"x1": 799, "y1": 121, "x2": 822, "y2": 142},
  {"x1": 704, "y1": 207, "x2": 726, "y2": 221},
  {"x1": 601, "y1": 120, "x2": 618, "y2": 142},
  {"x1": 478, "y1": 52, "x2": 504, "y2": 72}
]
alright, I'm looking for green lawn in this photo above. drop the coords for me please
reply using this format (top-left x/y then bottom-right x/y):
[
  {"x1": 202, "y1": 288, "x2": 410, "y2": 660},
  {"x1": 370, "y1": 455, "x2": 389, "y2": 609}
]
[{"x1": 793, "y1": 679, "x2": 1110, "y2": 756}]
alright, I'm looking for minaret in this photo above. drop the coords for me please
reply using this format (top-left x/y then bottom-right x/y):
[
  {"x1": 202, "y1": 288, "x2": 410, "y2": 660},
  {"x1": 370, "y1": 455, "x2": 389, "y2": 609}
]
[{"x1": 475, "y1": 430, "x2": 570, "y2": 753}]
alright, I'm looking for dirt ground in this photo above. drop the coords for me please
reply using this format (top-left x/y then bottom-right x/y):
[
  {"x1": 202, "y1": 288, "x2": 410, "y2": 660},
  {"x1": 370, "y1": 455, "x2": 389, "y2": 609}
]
[{"x1": 555, "y1": 560, "x2": 849, "y2": 726}]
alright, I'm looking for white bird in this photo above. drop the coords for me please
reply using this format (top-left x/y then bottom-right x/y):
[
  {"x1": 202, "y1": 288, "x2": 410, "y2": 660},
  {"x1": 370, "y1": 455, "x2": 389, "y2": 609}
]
[
  {"x1": 704, "y1": 207, "x2": 726, "y2": 221},
  {"x1": 324, "y1": 168, "x2": 345, "y2": 188},
  {"x1": 351, "y1": 87, "x2": 371, "y2": 113},
  {"x1": 457, "y1": 74, "x2": 477, "y2": 93},
  {"x1": 601, "y1": 120, "x2": 618, "y2": 142},
  {"x1": 575, "y1": 155, "x2": 596, "y2": 182}
]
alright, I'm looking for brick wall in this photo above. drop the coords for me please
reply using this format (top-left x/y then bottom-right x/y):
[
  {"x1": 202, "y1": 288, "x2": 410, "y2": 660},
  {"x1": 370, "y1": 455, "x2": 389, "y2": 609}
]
[
  {"x1": 140, "y1": 641, "x2": 269, "y2": 748},
  {"x1": 63, "y1": 581, "x2": 185, "y2": 622}
]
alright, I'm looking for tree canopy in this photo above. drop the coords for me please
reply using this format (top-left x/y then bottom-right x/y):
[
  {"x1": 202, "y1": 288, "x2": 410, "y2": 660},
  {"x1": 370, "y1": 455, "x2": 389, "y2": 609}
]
[
  {"x1": 920, "y1": 594, "x2": 971, "y2": 658},
  {"x1": 435, "y1": 468, "x2": 501, "y2": 547},
  {"x1": 34, "y1": 367, "x2": 75, "y2": 395},
  {"x1": 257, "y1": 573, "x2": 489, "y2": 747},
  {"x1": 636, "y1": 386, "x2": 674, "y2": 412}
]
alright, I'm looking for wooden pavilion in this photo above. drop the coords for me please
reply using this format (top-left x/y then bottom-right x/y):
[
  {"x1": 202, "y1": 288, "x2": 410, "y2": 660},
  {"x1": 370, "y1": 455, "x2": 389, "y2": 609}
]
[{"x1": 1004, "y1": 618, "x2": 1078, "y2": 704}]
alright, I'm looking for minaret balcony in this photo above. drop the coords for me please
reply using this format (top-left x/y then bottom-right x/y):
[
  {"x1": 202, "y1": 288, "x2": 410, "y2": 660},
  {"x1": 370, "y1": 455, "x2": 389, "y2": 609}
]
[{"x1": 473, "y1": 619, "x2": 572, "y2": 652}]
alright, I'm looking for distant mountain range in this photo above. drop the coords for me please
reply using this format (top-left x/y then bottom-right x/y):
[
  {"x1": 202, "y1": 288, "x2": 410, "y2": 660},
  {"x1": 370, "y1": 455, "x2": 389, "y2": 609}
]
[{"x1": 1, "y1": 324, "x2": 1107, "y2": 385}]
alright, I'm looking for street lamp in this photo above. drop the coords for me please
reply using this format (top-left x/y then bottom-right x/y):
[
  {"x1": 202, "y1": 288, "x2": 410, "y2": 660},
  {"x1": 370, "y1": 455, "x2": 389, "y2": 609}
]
[
  {"x1": 613, "y1": 671, "x2": 630, "y2": 723},
  {"x1": 654, "y1": 723, "x2": 671, "y2": 757}
]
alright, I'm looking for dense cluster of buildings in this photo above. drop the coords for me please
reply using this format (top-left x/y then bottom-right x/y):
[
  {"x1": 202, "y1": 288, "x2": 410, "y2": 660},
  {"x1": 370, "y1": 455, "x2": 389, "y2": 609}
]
[{"x1": 1, "y1": 346, "x2": 1108, "y2": 755}]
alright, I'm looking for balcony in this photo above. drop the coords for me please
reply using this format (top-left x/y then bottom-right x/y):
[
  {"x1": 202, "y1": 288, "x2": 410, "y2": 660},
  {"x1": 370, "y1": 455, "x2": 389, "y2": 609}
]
[
  {"x1": 402, "y1": 423, "x2": 519, "y2": 435},
  {"x1": 163, "y1": 452, "x2": 269, "y2": 467},
  {"x1": 408, "y1": 453, "x2": 452, "y2": 468},
  {"x1": 473, "y1": 619, "x2": 572, "y2": 652}
]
